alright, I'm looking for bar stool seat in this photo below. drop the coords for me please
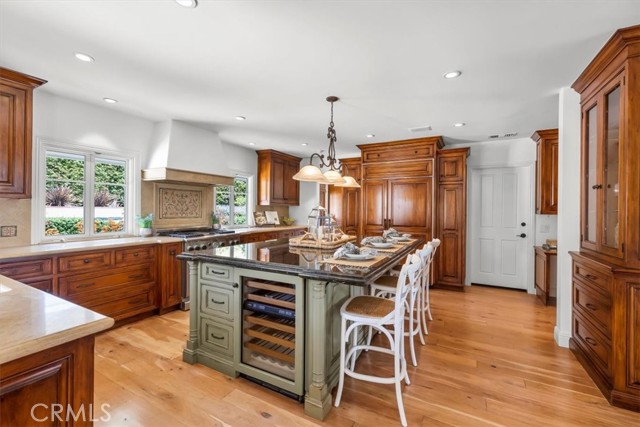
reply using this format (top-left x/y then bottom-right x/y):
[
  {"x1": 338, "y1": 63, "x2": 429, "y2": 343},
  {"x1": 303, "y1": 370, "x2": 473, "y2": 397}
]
[{"x1": 344, "y1": 296, "x2": 395, "y2": 318}]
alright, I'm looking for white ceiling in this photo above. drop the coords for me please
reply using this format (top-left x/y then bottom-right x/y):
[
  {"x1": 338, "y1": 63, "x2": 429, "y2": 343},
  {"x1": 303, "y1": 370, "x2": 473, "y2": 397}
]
[{"x1": 1, "y1": 1, "x2": 639, "y2": 158}]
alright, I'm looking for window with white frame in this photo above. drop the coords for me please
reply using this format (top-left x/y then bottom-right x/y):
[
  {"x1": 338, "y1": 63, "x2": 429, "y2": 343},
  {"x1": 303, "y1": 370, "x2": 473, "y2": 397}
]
[
  {"x1": 214, "y1": 176, "x2": 249, "y2": 227},
  {"x1": 36, "y1": 140, "x2": 136, "y2": 241}
]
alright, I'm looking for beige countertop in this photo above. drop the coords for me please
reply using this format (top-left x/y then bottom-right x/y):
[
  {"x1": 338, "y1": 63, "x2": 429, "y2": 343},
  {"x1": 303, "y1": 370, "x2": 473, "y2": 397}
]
[
  {"x1": 0, "y1": 274, "x2": 114, "y2": 364},
  {"x1": 0, "y1": 226, "x2": 306, "y2": 261}
]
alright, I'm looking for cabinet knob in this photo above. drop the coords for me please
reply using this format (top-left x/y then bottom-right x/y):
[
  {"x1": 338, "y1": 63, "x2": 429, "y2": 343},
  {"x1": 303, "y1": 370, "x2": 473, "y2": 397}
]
[
  {"x1": 169, "y1": 250, "x2": 176, "y2": 256},
  {"x1": 233, "y1": 282, "x2": 239, "y2": 288},
  {"x1": 83, "y1": 258, "x2": 91, "y2": 264}
]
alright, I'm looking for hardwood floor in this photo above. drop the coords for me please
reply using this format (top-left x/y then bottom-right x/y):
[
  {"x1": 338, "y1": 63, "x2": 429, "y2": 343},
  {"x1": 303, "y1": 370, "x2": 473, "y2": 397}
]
[{"x1": 93, "y1": 286, "x2": 639, "y2": 427}]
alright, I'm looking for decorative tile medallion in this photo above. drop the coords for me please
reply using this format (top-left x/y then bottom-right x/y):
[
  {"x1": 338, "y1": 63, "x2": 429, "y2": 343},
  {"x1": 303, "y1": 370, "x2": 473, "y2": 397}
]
[{"x1": 159, "y1": 188, "x2": 203, "y2": 219}]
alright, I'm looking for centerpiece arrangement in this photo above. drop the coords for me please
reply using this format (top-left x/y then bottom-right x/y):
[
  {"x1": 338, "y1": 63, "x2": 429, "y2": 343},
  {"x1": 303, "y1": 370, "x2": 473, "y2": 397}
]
[{"x1": 289, "y1": 205, "x2": 355, "y2": 249}]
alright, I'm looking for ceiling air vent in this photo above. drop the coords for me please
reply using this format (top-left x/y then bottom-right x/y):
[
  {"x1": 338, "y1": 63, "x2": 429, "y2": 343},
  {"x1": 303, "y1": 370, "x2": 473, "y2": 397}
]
[
  {"x1": 489, "y1": 134, "x2": 500, "y2": 139},
  {"x1": 409, "y1": 125, "x2": 432, "y2": 133},
  {"x1": 488, "y1": 132, "x2": 518, "y2": 139}
]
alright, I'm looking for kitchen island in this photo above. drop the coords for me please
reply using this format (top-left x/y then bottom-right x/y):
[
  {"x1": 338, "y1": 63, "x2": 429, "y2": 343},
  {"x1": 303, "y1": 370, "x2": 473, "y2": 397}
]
[{"x1": 178, "y1": 237, "x2": 423, "y2": 420}]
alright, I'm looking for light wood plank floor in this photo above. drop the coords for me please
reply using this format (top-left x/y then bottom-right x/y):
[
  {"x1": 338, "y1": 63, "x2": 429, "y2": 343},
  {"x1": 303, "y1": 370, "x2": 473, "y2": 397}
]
[{"x1": 93, "y1": 286, "x2": 639, "y2": 426}]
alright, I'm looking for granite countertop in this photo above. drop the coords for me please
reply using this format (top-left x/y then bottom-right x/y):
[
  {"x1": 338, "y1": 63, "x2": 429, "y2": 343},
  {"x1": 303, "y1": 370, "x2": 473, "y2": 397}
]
[
  {"x1": 0, "y1": 226, "x2": 306, "y2": 261},
  {"x1": 179, "y1": 237, "x2": 423, "y2": 286},
  {"x1": 0, "y1": 274, "x2": 114, "y2": 364}
]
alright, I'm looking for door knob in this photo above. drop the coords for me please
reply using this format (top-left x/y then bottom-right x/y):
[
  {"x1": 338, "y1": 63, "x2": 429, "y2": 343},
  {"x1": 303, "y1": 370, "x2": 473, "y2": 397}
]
[{"x1": 516, "y1": 233, "x2": 526, "y2": 238}]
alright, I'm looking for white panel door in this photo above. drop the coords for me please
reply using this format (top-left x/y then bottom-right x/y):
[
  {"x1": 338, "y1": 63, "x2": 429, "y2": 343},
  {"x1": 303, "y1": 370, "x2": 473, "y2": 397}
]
[{"x1": 470, "y1": 166, "x2": 531, "y2": 289}]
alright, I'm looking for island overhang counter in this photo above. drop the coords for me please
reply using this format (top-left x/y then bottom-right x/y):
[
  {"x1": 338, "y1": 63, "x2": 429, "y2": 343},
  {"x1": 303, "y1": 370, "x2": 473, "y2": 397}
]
[{"x1": 178, "y1": 237, "x2": 424, "y2": 420}]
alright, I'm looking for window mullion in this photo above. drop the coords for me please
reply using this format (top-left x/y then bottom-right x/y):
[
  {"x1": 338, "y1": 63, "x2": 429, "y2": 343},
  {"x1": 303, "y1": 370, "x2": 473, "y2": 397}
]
[{"x1": 86, "y1": 153, "x2": 95, "y2": 236}]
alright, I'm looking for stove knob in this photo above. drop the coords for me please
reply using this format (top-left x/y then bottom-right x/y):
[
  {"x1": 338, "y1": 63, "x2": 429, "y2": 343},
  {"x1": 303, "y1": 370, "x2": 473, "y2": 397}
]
[{"x1": 187, "y1": 245, "x2": 194, "y2": 251}]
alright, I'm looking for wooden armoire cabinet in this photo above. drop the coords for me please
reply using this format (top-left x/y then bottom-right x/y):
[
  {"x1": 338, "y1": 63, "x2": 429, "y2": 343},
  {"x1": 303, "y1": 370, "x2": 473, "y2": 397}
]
[
  {"x1": 435, "y1": 148, "x2": 469, "y2": 290},
  {"x1": 358, "y1": 138, "x2": 442, "y2": 241},
  {"x1": 257, "y1": 150, "x2": 301, "y2": 206},
  {"x1": 327, "y1": 157, "x2": 361, "y2": 236},
  {"x1": 570, "y1": 25, "x2": 640, "y2": 412},
  {"x1": 0, "y1": 68, "x2": 46, "y2": 198},
  {"x1": 532, "y1": 128, "x2": 559, "y2": 215}
]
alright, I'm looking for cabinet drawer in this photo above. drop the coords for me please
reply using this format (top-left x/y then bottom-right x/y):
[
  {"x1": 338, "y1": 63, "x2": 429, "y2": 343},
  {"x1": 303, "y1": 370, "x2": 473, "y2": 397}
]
[
  {"x1": 199, "y1": 318, "x2": 234, "y2": 358},
  {"x1": 573, "y1": 261, "x2": 610, "y2": 296},
  {"x1": 201, "y1": 284, "x2": 236, "y2": 320},
  {"x1": 115, "y1": 245, "x2": 155, "y2": 266},
  {"x1": 278, "y1": 229, "x2": 304, "y2": 239},
  {"x1": 363, "y1": 144, "x2": 434, "y2": 163},
  {"x1": 201, "y1": 264, "x2": 234, "y2": 282},
  {"x1": 22, "y1": 278, "x2": 53, "y2": 293},
  {"x1": 438, "y1": 155, "x2": 465, "y2": 182},
  {"x1": 573, "y1": 312, "x2": 612, "y2": 377},
  {"x1": 59, "y1": 265, "x2": 154, "y2": 299},
  {"x1": 363, "y1": 160, "x2": 433, "y2": 179},
  {"x1": 58, "y1": 250, "x2": 113, "y2": 273},
  {"x1": 82, "y1": 283, "x2": 156, "y2": 321},
  {"x1": 573, "y1": 279, "x2": 611, "y2": 336},
  {"x1": 0, "y1": 258, "x2": 52, "y2": 279}
]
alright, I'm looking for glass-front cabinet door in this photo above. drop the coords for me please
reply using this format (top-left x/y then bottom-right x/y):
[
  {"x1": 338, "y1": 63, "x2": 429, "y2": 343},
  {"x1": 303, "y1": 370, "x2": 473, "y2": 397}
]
[{"x1": 580, "y1": 72, "x2": 625, "y2": 258}]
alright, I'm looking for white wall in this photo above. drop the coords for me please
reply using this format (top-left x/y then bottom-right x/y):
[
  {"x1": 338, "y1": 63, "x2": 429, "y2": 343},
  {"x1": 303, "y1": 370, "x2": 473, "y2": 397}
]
[
  {"x1": 555, "y1": 87, "x2": 581, "y2": 348},
  {"x1": 33, "y1": 91, "x2": 155, "y2": 165}
]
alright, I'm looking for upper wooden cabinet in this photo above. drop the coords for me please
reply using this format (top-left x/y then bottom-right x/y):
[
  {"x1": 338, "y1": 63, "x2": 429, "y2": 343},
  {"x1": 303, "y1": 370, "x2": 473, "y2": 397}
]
[
  {"x1": 257, "y1": 150, "x2": 301, "y2": 206},
  {"x1": 358, "y1": 137, "x2": 441, "y2": 240},
  {"x1": 532, "y1": 129, "x2": 559, "y2": 215},
  {"x1": 327, "y1": 157, "x2": 361, "y2": 236},
  {"x1": 569, "y1": 25, "x2": 640, "y2": 413},
  {"x1": 0, "y1": 68, "x2": 46, "y2": 198}
]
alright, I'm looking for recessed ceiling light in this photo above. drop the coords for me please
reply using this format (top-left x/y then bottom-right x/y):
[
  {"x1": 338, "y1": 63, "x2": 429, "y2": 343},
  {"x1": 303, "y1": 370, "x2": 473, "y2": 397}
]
[
  {"x1": 235, "y1": 116, "x2": 246, "y2": 121},
  {"x1": 366, "y1": 134, "x2": 375, "y2": 138},
  {"x1": 453, "y1": 122, "x2": 466, "y2": 127},
  {"x1": 103, "y1": 98, "x2": 118, "y2": 104},
  {"x1": 249, "y1": 142, "x2": 256, "y2": 146},
  {"x1": 74, "y1": 52, "x2": 94, "y2": 63},
  {"x1": 444, "y1": 70, "x2": 462, "y2": 79},
  {"x1": 301, "y1": 143, "x2": 308, "y2": 146},
  {"x1": 175, "y1": 0, "x2": 198, "y2": 8}
]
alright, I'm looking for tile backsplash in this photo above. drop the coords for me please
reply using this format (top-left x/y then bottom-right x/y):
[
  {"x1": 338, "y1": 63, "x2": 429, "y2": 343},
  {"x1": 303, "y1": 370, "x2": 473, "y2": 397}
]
[{"x1": 0, "y1": 198, "x2": 32, "y2": 248}]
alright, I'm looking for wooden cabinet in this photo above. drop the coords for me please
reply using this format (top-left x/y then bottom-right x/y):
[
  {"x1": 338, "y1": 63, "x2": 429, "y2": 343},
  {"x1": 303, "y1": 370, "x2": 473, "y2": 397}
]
[
  {"x1": 159, "y1": 242, "x2": 183, "y2": 311},
  {"x1": 434, "y1": 148, "x2": 469, "y2": 290},
  {"x1": 327, "y1": 157, "x2": 361, "y2": 236},
  {"x1": 0, "y1": 336, "x2": 96, "y2": 427},
  {"x1": 0, "y1": 257, "x2": 54, "y2": 293},
  {"x1": 534, "y1": 246, "x2": 556, "y2": 305},
  {"x1": 570, "y1": 25, "x2": 640, "y2": 413},
  {"x1": 0, "y1": 68, "x2": 46, "y2": 198},
  {"x1": 257, "y1": 150, "x2": 301, "y2": 206},
  {"x1": 532, "y1": 129, "x2": 559, "y2": 214},
  {"x1": 358, "y1": 138, "x2": 440, "y2": 241}
]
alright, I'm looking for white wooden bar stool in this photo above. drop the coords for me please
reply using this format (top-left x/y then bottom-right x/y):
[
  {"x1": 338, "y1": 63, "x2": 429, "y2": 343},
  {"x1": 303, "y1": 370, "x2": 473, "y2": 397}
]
[
  {"x1": 420, "y1": 238, "x2": 439, "y2": 335},
  {"x1": 368, "y1": 244, "x2": 433, "y2": 366},
  {"x1": 334, "y1": 254, "x2": 422, "y2": 427}
]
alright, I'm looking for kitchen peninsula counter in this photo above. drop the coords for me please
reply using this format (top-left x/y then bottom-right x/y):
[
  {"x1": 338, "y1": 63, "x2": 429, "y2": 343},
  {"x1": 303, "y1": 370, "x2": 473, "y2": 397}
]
[{"x1": 178, "y1": 237, "x2": 423, "y2": 421}]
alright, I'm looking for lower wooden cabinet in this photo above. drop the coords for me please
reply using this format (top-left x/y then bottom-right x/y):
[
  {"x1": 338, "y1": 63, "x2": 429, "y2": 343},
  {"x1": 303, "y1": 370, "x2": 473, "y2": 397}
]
[
  {"x1": 570, "y1": 252, "x2": 640, "y2": 412},
  {"x1": 0, "y1": 336, "x2": 97, "y2": 427},
  {"x1": 534, "y1": 246, "x2": 557, "y2": 305},
  {"x1": 159, "y1": 242, "x2": 183, "y2": 310}
]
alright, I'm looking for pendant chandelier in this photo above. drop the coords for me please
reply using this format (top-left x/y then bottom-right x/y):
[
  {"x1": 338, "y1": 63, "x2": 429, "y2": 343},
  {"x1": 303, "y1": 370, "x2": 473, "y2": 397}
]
[{"x1": 292, "y1": 96, "x2": 360, "y2": 188}]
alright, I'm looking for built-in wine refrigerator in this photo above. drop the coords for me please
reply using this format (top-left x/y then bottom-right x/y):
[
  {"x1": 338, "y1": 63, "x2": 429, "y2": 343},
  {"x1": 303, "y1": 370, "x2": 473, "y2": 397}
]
[{"x1": 235, "y1": 268, "x2": 305, "y2": 398}]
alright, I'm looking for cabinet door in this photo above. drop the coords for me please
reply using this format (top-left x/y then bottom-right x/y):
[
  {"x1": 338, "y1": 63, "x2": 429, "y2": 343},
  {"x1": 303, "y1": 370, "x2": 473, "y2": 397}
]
[
  {"x1": 271, "y1": 158, "x2": 286, "y2": 204},
  {"x1": 283, "y1": 160, "x2": 300, "y2": 205},
  {"x1": 362, "y1": 180, "x2": 386, "y2": 236},
  {"x1": 388, "y1": 177, "x2": 432, "y2": 237},
  {"x1": 342, "y1": 187, "x2": 360, "y2": 236},
  {"x1": 160, "y1": 243, "x2": 183, "y2": 308},
  {"x1": 0, "y1": 83, "x2": 28, "y2": 197},
  {"x1": 437, "y1": 183, "x2": 465, "y2": 288}
]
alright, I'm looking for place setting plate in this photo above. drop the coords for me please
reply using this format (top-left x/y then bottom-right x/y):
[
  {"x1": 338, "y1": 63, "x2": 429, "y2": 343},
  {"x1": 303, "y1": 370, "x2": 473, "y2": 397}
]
[{"x1": 344, "y1": 253, "x2": 376, "y2": 261}]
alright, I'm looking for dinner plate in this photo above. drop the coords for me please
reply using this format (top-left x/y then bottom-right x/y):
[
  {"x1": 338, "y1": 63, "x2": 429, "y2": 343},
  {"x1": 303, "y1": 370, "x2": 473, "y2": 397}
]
[
  {"x1": 344, "y1": 253, "x2": 375, "y2": 261},
  {"x1": 391, "y1": 236, "x2": 411, "y2": 242},
  {"x1": 369, "y1": 242, "x2": 394, "y2": 248}
]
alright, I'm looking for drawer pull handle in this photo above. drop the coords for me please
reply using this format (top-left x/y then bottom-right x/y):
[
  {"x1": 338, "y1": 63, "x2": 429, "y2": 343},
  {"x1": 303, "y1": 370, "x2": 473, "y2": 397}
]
[
  {"x1": 134, "y1": 253, "x2": 139, "y2": 257},
  {"x1": 211, "y1": 299, "x2": 225, "y2": 305},
  {"x1": 211, "y1": 270, "x2": 226, "y2": 275},
  {"x1": 77, "y1": 283, "x2": 94, "y2": 289},
  {"x1": 585, "y1": 303, "x2": 597, "y2": 311},
  {"x1": 83, "y1": 259, "x2": 91, "y2": 264},
  {"x1": 585, "y1": 274, "x2": 597, "y2": 280},
  {"x1": 211, "y1": 334, "x2": 225, "y2": 340},
  {"x1": 585, "y1": 337, "x2": 597, "y2": 346},
  {"x1": 128, "y1": 274, "x2": 146, "y2": 280},
  {"x1": 128, "y1": 297, "x2": 146, "y2": 305}
]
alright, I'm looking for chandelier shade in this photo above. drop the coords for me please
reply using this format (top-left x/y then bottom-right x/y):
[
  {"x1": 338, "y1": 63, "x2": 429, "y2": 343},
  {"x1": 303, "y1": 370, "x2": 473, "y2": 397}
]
[
  {"x1": 334, "y1": 175, "x2": 360, "y2": 188},
  {"x1": 323, "y1": 169, "x2": 347, "y2": 184},
  {"x1": 292, "y1": 164, "x2": 329, "y2": 183}
]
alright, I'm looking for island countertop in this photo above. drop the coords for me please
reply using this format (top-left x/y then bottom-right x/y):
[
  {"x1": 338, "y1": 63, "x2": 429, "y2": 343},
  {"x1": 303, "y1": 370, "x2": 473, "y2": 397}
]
[
  {"x1": 0, "y1": 274, "x2": 114, "y2": 364},
  {"x1": 178, "y1": 237, "x2": 424, "y2": 285}
]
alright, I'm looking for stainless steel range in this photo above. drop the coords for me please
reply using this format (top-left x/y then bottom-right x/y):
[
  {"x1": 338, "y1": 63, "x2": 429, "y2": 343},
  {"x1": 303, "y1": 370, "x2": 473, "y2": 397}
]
[{"x1": 157, "y1": 228, "x2": 236, "y2": 310}]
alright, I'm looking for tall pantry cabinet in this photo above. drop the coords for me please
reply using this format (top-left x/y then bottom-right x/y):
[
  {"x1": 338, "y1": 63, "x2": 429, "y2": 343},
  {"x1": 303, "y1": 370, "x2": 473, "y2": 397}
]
[{"x1": 570, "y1": 25, "x2": 640, "y2": 412}]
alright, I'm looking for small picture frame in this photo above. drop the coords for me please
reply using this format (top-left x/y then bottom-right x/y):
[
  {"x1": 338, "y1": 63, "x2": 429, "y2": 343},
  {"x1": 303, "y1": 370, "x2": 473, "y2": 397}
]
[
  {"x1": 265, "y1": 211, "x2": 280, "y2": 225},
  {"x1": 253, "y1": 211, "x2": 267, "y2": 226}
]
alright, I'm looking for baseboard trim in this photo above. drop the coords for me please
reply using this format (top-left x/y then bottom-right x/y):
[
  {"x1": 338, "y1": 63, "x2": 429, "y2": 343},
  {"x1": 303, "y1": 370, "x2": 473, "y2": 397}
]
[{"x1": 554, "y1": 325, "x2": 571, "y2": 348}]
